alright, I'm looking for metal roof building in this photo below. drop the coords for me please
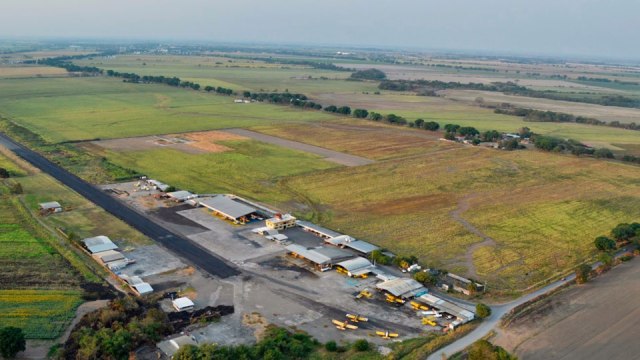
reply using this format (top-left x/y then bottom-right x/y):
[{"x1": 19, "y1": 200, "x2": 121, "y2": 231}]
[
  {"x1": 166, "y1": 190, "x2": 197, "y2": 202},
  {"x1": 286, "y1": 244, "x2": 353, "y2": 271},
  {"x1": 94, "y1": 250, "x2": 125, "y2": 264},
  {"x1": 376, "y1": 278, "x2": 427, "y2": 298},
  {"x1": 296, "y1": 220, "x2": 342, "y2": 239},
  {"x1": 326, "y1": 235, "x2": 380, "y2": 254},
  {"x1": 82, "y1": 235, "x2": 118, "y2": 254},
  {"x1": 199, "y1": 195, "x2": 257, "y2": 221},
  {"x1": 336, "y1": 257, "x2": 375, "y2": 277},
  {"x1": 147, "y1": 179, "x2": 170, "y2": 192},
  {"x1": 172, "y1": 297, "x2": 195, "y2": 312},
  {"x1": 418, "y1": 293, "x2": 475, "y2": 324},
  {"x1": 120, "y1": 275, "x2": 154, "y2": 296},
  {"x1": 39, "y1": 201, "x2": 62, "y2": 211}
]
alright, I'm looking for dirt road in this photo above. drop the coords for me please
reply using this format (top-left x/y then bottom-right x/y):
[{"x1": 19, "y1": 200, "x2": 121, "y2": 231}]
[{"x1": 223, "y1": 128, "x2": 375, "y2": 167}]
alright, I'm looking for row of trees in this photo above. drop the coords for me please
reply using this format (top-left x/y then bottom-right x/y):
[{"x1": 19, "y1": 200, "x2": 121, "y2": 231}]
[
  {"x1": 495, "y1": 105, "x2": 639, "y2": 131},
  {"x1": 349, "y1": 68, "x2": 386, "y2": 80},
  {"x1": 532, "y1": 135, "x2": 615, "y2": 158},
  {"x1": 205, "y1": 86, "x2": 233, "y2": 95},
  {"x1": 595, "y1": 223, "x2": 640, "y2": 251}
]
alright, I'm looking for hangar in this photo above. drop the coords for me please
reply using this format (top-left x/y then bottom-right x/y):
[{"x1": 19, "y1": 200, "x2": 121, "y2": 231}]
[
  {"x1": 376, "y1": 278, "x2": 427, "y2": 299},
  {"x1": 286, "y1": 244, "x2": 353, "y2": 271},
  {"x1": 336, "y1": 257, "x2": 375, "y2": 277},
  {"x1": 82, "y1": 235, "x2": 118, "y2": 254},
  {"x1": 326, "y1": 235, "x2": 380, "y2": 255},
  {"x1": 199, "y1": 195, "x2": 259, "y2": 223}
]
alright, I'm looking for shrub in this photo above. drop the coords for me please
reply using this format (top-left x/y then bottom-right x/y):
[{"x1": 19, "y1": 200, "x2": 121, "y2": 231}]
[
  {"x1": 325, "y1": 340, "x2": 338, "y2": 352},
  {"x1": 476, "y1": 303, "x2": 491, "y2": 319},
  {"x1": 0, "y1": 327, "x2": 26, "y2": 359},
  {"x1": 575, "y1": 264, "x2": 592, "y2": 284},
  {"x1": 352, "y1": 339, "x2": 370, "y2": 352}
]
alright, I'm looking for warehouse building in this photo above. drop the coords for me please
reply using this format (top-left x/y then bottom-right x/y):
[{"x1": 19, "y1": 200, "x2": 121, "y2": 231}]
[
  {"x1": 147, "y1": 179, "x2": 170, "y2": 192},
  {"x1": 336, "y1": 257, "x2": 375, "y2": 277},
  {"x1": 93, "y1": 249, "x2": 125, "y2": 265},
  {"x1": 39, "y1": 201, "x2": 63, "y2": 213},
  {"x1": 376, "y1": 278, "x2": 427, "y2": 299},
  {"x1": 266, "y1": 213, "x2": 296, "y2": 230},
  {"x1": 166, "y1": 190, "x2": 197, "y2": 202},
  {"x1": 172, "y1": 297, "x2": 195, "y2": 312},
  {"x1": 82, "y1": 235, "x2": 118, "y2": 254},
  {"x1": 286, "y1": 244, "x2": 353, "y2": 271},
  {"x1": 120, "y1": 275, "x2": 154, "y2": 296},
  {"x1": 417, "y1": 293, "x2": 475, "y2": 329},
  {"x1": 199, "y1": 195, "x2": 259, "y2": 224},
  {"x1": 325, "y1": 235, "x2": 380, "y2": 255},
  {"x1": 296, "y1": 220, "x2": 342, "y2": 239}
]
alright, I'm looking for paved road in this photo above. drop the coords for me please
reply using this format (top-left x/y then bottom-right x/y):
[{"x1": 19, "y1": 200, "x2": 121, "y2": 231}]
[
  {"x1": 0, "y1": 132, "x2": 240, "y2": 278},
  {"x1": 223, "y1": 128, "x2": 375, "y2": 167}
]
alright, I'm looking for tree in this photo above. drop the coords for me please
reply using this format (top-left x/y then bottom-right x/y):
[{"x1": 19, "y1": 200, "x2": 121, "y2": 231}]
[
  {"x1": 468, "y1": 340, "x2": 518, "y2": 360},
  {"x1": 423, "y1": 121, "x2": 440, "y2": 131},
  {"x1": 204, "y1": 86, "x2": 214, "y2": 92},
  {"x1": 458, "y1": 126, "x2": 480, "y2": 137},
  {"x1": 414, "y1": 271, "x2": 436, "y2": 285},
  {"x1": 353, "y1": 109, "x2": 369, "y2": 118},
  {"x1": 370, "y1": 250, "x2": 390, "y2": 265},
  {"x1": 324, "y1": 105, "x2": 338, "y2": 113},
  {"x1": 414, "y1": 118, "x2": 425, "y2": 128},
  {"x1": 598, "y1": 252, "x2": 614, "y2": 267},
  {"x1": 173, "y1": 344, "x2": 202, "y2": 360},
  {"x1": 594, "y1": 147, "x2": 614, "y2": 159},
  {"x1": 336, "y1": 106, "x2": 352, "y2": 115},
  {"x1": 575, "y1": 264, "x2": 592, "y2": 284},
  {"x1": 325, "y1": 340, "x2": 338, "y2": 352},
  {"x1": 594, "y1": 236, "x2": 616, "y2": 251},
  {"x1": 352, "y1": 339, "x2": 370, "y2": 352},
  {"x1": 444, "y1": 123, "x2": 460, "y2": 133},
  {"x1": 0, "y1": 327, "x2": 26, "y2": 359},
  {"x1": 0, "y1": 168, "x2": 9, "y2": 178},
  {"x1": 368, "y1": 112, "x2": 383, "y2": 121},
  {"x1": 350, "y1": 68, "x2": 386, "y2": 80},
  {"x1": 476, "y1": 303, "x2": 491, "y2": 319},
  {"x1": 611, "y1": 223, "x2": 639, "y2": 241}
]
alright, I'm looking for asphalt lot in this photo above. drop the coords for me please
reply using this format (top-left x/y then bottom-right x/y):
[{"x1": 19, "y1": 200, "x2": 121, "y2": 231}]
[{"x1": 0, "y1": 132, "x2": 240, "y2": 278}]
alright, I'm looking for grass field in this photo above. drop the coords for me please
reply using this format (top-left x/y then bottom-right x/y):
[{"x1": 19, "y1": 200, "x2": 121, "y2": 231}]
[
  {"x1": 75, "y1": 54, "x2": 379, "y2": 94},
  {"x1": 0, "y1": 290, "x2": 83, "y2": 339},
  {"x1": 0, "y1": 65, "x2": 68, "y2": 78},
  {"x1": 96, "y1": 139, "x2": 338, "y2": 204},
  {"x1": 0, "y1": 76, "x2": 337, "y2": 143}
]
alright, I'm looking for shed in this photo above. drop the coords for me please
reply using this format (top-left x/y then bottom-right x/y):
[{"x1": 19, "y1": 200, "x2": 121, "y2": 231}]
[
  {"x1": 82, "y1": 235, "x2": 118, "y2": 254},
  {"x1": 166, "y1": 190, "x2": 197, "y2": 202},
  {"x1": 157, "y1": 335, "x2": 197, "y2": 358},
  {"x1": 172, "y1": 297, "x2": 195, "y2": 312},
  {"x1": 132, "y1": 282, "x2": 153, "y2": 295},
  {"x1": 336, "y1": 257, "x2": 375, "y2": 277},
  {"x1": 418, "y1": 293, "x2": 475, "y2": 325},
  {"x1": 39, "y1": 201, "x2": 62, "y2": 213},
  {"x1": 286, "y1": 244, "x2": 353, "y2": 271},
  {"x1": 199, "y1": 195, "x2": 257, "y2": 222},
  {"x1": 147, "y1": 179, "x2": 170, "y2": 192},
  {"x1": 326, "y1": 235, "x2": 379, "y2": 254},
  {"x1": 296, "y1": 220, "x2": 342, "y2": 239},
  {"x1": 94, "y1": 250, "x2": 125, "y2": 264},
  {"x1": 376, "y1": 278, "x2": 426, "y2": 298}
]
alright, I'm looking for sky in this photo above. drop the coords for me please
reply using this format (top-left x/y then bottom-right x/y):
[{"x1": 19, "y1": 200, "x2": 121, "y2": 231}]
[{"x1": 2, "y1": 0, "x2": 639, "y2": 60}]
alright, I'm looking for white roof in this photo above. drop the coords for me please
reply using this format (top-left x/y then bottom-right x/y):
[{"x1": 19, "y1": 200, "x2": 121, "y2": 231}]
[
  {"x1": 326, "y1": 235, "x2": 379, "y2": 254},
  {"x1": 39, "y1": 201, "x2": 61, "y2": 209},
  {"x1": 167, "y1": 190, "x2": 196, "y2": 200},
  {"x1": 271, "y1": 234, "x2": 288, "y2": 241},
  {"x1": 337, "y1": 257, "x2": 374, "y2": 272},
  {"x1": 419, "y1": 293, "x2": 475, "y2": 322},
  {"x1": 286, "y1": 244, "x2": 352, "y2": 265},
  {"x1": 95, "y1": 250, "x2": 125, "y2": 263},
  {"x1": 132, "y1": 282, "x2": 153, "y2": 295},
  {"x1": 83, "y1": 235, "x2": 118, "y2": 254},
  {"x1": 296, "y1": 220, "x2": 342, "y2": 238},
  {"x1": 172, "y1": 297, "x2": 195, "y2": 309},
  {"x1": 376, "y1": 278, "x2": 426, "y2": 297},
  {"x1": 199, "y1": 195, "x2": 257, "y2": 219},
  {"x1": 267, "y1": 213, "x2": 296, "y2": 222}
]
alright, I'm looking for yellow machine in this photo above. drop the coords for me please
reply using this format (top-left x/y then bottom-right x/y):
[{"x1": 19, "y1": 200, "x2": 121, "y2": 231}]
[
  {"x1": 356, "y1": 289, "x2": 373, "y2": 299},
  {"x1": 336, "y1": 267, "x2": 348, "y2": 275},
  {"x1": 422, "y1": 317, "x2": 437, "y2": 326},
  {"x1": 332, "y1": 319, "x2": 358, "y2": 331},
  {"x1": 346, "y1": 314, "x2": 368, "y2": 322},
  {"x1": 385, "y1": 293, "x2": 406, "y2": 304},
  {"x1": 375, "y1": 330, "x2": 399, "y2": 339},
  {"x1": 410, "y1": 301, "x2": 429, "y2": 311}
]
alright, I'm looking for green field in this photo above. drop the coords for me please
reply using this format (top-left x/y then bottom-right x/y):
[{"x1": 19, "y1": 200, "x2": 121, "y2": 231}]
[
  {"x1": 99, "y1": 139, "x2": 338, "y2": 204},
  {"x1": 76, "y1": 54, "x2": 379, "y2": 94},
  {"x1": 0, "y1": 76, "x2": 336, "y2": 143},
  {"x1": 0, "y1": 290, "x2": 83, "y2": 339}
]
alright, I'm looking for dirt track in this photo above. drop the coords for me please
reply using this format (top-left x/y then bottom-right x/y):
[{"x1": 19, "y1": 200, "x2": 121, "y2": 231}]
[
  {"x1": 495, "y1": 258, "x2": 640, "y2": 360},
  {"x1": 223, "y1": 128, "x2": 374, "y2": 167}
]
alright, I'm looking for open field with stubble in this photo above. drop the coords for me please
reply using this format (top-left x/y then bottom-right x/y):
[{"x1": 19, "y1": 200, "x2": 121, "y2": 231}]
[{"x1": 0, "y1": 76, "x2": 336, "y2": 143}]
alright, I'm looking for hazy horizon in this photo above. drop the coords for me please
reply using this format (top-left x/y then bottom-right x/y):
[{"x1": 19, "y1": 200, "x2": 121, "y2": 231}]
[{"x1": 2, "y1": 0, "x2": 639, "y2": 60}]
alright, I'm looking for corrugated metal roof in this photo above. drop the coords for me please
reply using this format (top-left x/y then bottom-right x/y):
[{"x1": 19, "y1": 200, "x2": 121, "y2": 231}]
[
  {"x1": 39, "y1": 201, "x2": 61, "y2": 209},
  {"x1": 167, "y1": 190, "x2": 196, "y2": 200},
  {"x1": 172, "y1": 297, "x2": 194, "y2": 309},
  {"x1": 132, "y1": 282, "x2": 153, "y2": 295},
  {"x1": 376, "y1": 278, "x2": 426, "y2": 297},
  {"x1": 418, "y1": 294, "x2": 475, "y2": 321},
  {"x1": 286, "y1": 244, "x2": 352, "y2": 265},
  {"x1": 96, "y1": 250, "x2": 125, "y2": 263},
  {"x1": 337, "y1": 257, "x2": 374, "y2": 272},
  {"x1": 199, "y1": 195, "x2": 257, "y2": 219},
  {"x1": 346, "y1": 240, "x2": 379, "y2": 254},
  {"x1": 296, "y1": 220, "x2": 342, "y2": 238},
  {"x1": 83, "y1": 235, "x2": 118, "y2": 254}
]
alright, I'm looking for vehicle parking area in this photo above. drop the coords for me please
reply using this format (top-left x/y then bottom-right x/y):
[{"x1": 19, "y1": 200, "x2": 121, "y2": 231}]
[{"x1": 100, "y1": 180, "x2": 471, "y2": 345}]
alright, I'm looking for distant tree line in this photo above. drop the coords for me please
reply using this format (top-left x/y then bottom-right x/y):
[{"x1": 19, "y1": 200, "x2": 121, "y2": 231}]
[
  {"x1": 232, "y1": 55, "x2": 353, "y2": 71},
  {"x1": 380, "y1": 79, "x2": 640, "y2": 109},
  {"x1": 349, "y1": 68, "x2": 386, "y2": 80},
  {"x1": 494, "y1": 105, "x2": 639, "y2": 131},
  {"x1": 576, "y1": 76, "x2": 640, "y2": 86},
  {"x1": 205, "y1": 86, "x2": 233, "y2": 95}
]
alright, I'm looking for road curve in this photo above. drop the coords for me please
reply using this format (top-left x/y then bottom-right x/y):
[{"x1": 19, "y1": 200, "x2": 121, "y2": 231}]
[{"x1": 0, "y1": 132, "x2": 240, "y2": 278}]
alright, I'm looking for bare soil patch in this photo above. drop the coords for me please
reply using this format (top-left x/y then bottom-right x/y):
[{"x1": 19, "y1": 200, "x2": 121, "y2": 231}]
[{"x1": 90, "y1": 130, "x2": 247, "y2": 154}]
